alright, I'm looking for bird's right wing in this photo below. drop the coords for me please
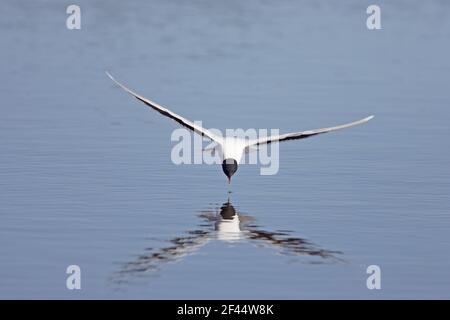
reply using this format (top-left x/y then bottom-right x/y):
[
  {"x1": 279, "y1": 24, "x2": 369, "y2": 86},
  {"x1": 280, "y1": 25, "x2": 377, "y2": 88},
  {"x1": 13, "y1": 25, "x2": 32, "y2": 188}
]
[{"x1": 106, "y1": 72, "x2": 221, "y2": 143}]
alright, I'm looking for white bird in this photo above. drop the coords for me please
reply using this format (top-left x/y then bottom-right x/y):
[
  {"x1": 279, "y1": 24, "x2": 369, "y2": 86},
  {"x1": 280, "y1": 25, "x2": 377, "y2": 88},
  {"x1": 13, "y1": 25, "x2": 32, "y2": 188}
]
[{"x1": 106, "y1": 72, "x2": 374, "y2": 183}]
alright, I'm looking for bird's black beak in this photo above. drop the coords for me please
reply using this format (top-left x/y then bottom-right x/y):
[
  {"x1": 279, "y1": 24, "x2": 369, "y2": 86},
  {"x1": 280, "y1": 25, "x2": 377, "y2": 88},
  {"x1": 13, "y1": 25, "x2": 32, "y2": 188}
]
[{"x1": 222, "y1": 159, "x2": 238, "y2": 183}]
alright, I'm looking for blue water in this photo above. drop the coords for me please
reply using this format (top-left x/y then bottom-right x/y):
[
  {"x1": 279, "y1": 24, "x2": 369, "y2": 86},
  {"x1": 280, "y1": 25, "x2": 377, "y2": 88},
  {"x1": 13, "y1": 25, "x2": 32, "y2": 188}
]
[{"x1": 1, "y1": 0, "x2": 449, "y2": 299}]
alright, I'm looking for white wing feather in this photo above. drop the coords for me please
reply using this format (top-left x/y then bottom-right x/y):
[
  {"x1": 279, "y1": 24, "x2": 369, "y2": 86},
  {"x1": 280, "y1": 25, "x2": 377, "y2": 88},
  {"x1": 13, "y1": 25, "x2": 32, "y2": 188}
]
[
  {"x1": 247, "y1": 115, "x2": 374, "y2": 147},
  {"x1": 106, "y1": 72, "x2": 221, "y2": 143}
]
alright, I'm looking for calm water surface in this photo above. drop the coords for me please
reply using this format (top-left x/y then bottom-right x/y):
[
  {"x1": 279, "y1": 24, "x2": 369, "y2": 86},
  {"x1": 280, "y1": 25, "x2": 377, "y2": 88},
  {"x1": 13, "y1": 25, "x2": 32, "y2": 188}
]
[{"x1": 1, "y1": 0, "x2": 449, "y2": 298}]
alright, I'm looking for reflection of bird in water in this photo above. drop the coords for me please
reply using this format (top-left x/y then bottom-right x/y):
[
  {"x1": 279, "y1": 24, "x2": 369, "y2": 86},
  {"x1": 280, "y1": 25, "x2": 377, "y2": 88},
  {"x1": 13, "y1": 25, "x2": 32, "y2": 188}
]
[{"x1": 111, "y1": 199, "x2": 343, "y2": 284}]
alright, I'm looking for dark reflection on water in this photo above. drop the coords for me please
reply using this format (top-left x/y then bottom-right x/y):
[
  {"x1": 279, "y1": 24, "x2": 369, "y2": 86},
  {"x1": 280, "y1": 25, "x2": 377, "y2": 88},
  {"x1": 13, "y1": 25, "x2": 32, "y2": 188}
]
[{"x1": 111, "y1": 198, "x2": 343, "y2": 284}]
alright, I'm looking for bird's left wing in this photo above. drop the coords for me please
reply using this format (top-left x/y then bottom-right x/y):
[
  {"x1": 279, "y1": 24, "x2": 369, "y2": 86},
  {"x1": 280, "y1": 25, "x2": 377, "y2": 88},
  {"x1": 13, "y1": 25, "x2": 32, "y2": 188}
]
[
  {"x1": 246, "y1": 115, "x2": 374, "y2": 147},
  {"x1": 106, "y1": 72, "x2": 221, "y2": 143}
]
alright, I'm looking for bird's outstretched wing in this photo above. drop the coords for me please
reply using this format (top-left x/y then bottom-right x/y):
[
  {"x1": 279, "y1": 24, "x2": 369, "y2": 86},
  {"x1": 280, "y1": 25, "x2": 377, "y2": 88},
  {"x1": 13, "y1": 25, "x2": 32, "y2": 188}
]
[
  {"x1": 247, "y1": 115, "x2": 374, "y2": 147},
  {"x1": 106, "y1": 72, "x2": 220, "y2": 142}
]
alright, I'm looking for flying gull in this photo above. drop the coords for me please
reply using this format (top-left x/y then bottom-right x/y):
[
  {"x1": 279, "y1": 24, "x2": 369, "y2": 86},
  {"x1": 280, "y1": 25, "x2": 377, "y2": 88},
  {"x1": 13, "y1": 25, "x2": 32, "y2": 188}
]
[{"x1": 106, "y1": 72, "x2": 373, "y2": 183}]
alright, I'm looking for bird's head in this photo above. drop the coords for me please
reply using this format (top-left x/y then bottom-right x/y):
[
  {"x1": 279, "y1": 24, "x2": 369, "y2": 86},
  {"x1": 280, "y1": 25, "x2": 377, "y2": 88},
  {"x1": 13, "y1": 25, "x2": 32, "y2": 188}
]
[{"x1": 222, "y1": 159, "x2": 238, "y2": 183}]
